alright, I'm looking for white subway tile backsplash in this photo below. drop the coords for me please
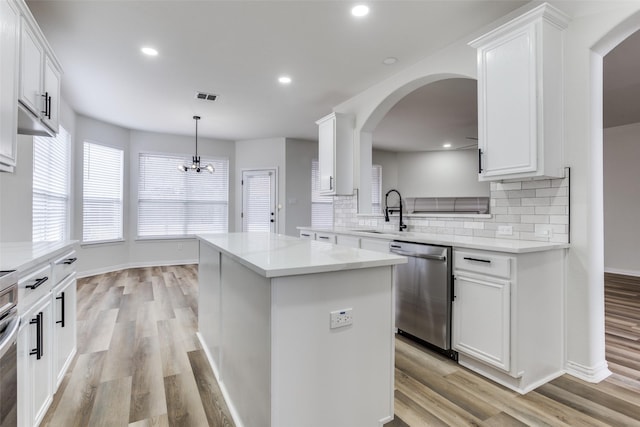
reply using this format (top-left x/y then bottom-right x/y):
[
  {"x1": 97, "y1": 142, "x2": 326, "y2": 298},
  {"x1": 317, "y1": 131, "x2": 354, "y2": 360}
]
[
  {"x1": 496, "y1": 182, "x2": 522, "y2": 191},
  {"x1": 522, "y1": 180, "x2": 551, "y2": 189},
  {"x1": 331, "y1": 176, "x2": 569, "y2": 244},
  {"x1": 521, "y1": 215, "x2": 550, "y2": 224},
  {"x1": 536, "y1": 187, "x2": 568, "y2": 197}
]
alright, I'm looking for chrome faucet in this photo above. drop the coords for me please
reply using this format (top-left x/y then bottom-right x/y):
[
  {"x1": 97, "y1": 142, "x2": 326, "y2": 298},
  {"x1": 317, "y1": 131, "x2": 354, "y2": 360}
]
[{"x1": 384, "y1": 189, "x2": 407, "y2": 232}]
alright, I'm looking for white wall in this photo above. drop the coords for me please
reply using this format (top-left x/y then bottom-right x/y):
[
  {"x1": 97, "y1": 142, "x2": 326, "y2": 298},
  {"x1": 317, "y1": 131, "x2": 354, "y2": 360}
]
[
  {"x1": 603, "y1": 122, "x2": 640, "y2": 276},
  {"x1": 235, "y1": 138, "x2": 286, "y2": 233},
  {"x1": 284, "y1": 138, "x2": 316, "y2": 235}
]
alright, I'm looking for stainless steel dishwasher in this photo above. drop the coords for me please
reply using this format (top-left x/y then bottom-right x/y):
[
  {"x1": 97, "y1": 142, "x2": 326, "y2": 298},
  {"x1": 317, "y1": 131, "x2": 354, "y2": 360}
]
[{"x1": 389, "y1": 241, "x2": 456, "y2": 359}]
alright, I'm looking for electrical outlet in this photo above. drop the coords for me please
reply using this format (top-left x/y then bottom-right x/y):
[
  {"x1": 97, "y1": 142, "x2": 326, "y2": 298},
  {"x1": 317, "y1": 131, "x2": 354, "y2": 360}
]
[
  {"x1": 330, "y1": 308, "x2": 353, "y2": 329},
  {"x1": 497, "y1": 225, "x2": 513, "y2": 236}
]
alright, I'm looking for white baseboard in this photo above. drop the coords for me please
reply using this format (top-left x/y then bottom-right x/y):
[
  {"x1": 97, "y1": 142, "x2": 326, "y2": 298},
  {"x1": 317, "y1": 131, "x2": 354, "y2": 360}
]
[
  {"x1": 604, "y1": 267, "x2": 640, "y2": 278},
  {"x1": 77, "y1": 258, "x2": 198, "y2": 279},
  {"x1": 565, "y1": 359, "x2": 612, "y2": 383}
]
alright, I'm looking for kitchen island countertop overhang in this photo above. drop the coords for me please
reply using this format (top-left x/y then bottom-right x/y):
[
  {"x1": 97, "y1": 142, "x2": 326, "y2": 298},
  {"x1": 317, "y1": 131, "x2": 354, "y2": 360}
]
[{"x1": 197, "y1": 231, "x2": 407, "y2": 277}]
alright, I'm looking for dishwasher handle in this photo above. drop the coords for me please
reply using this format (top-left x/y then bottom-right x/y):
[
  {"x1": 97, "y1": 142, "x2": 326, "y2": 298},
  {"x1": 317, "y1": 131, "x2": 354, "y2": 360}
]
[{"x1": 390, "y1": 249, "x2": 446, "y2": 261}]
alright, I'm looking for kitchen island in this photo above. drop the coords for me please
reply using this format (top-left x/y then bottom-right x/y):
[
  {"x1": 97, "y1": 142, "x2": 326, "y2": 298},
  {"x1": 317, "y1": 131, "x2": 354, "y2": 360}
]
[{"x1": 197, "y1": 232, "x2": 406, "y2": 427}]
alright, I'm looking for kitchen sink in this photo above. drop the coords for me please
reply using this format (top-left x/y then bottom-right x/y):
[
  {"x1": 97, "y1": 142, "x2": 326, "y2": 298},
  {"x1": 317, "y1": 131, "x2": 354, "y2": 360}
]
[{"x1": 351, "y1": 229, "x2": 385, "y2": 234}]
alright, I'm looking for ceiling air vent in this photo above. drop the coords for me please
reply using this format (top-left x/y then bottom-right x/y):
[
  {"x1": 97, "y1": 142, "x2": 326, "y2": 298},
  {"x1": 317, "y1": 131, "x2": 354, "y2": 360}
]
[{"x1": 195, "y1": 92, "x2": 217, "y2": 101}]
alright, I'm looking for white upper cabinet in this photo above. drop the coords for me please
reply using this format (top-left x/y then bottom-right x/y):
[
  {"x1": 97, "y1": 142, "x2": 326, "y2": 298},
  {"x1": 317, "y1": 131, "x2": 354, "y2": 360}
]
[
  {"x1": 470, "y1": 3, "x2": 569, "y2": 181},
  {"x1": 316, "y1": 112, "x2": 354, "y2": 195},
  {"x1": 16, "y1": 0, "x2": 62, "y2": 137},
  {"x1": 0, "y1": 0, "x2": 20, "y2": 172}
]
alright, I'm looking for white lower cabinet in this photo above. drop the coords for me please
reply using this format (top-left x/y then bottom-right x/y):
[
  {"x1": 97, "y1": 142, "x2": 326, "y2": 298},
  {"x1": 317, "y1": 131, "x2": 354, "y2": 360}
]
[
  {"x1": 360, "y1": 237, "x2": 391, "y2": 253},
  {"x1": 336, "y1": 234, "x2": 359, "y2": 248},
  {"x1": 52, "y1": 272, "x2": 77, "y2": 387},
  {"x1": 17, "y1": 245, "x2": 77, "y2": 427},
  {"x1": 452, "y1": 248, "x2": 565, "y2": 394},
  {"x1": 314, "y1": 232, "x2": 336, "y2": 244},
  {"x1": 18, "y1": 294, "x2": 53, "y2": 427},
  {"x1": 453, "y1": 275, "x2": 510, "y2": 372}
]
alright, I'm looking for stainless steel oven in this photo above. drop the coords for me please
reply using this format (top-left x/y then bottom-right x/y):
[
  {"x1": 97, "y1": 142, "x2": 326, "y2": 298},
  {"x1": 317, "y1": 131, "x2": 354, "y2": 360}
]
[{"x1": 0, "y1": 270, "x2": 19, "y2": 427}]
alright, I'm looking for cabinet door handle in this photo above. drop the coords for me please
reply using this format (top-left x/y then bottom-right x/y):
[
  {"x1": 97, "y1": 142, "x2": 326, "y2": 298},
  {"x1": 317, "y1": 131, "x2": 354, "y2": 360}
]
[
  {"x1": 26, "y1": 276, "x2": 48, "y2": 290},
  {"x1": 329, "y1": 176, "x2": 334, "y2": 190},
  {"x1": 41, "y1": 92, "x2": 48, "y2": 116},
  {"x1": 62, "y1": 257, "x2": 77, "y2": 265},
  {"x1": 463, "y1": 256, "x2": 491, "y2": 264},
  {"x1": 29, "y1": 312, "x2": 43, "y2": 360},
  {"x1": 47, "y1": 95, "x2": 52, "y2": 119},
  {"x1": 478, "y1": 148, "x2": 483, "y2": 174},
  {"x1": 56, "y1": 291, "x2": 65, "y2": 328}
]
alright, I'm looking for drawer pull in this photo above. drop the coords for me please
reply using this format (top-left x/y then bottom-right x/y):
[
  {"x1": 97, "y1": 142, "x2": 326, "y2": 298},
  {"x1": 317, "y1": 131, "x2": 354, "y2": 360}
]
[
  {"x1": 56, "y1": 292, "x2": 66, "y2": 328},
  {"x1": 62, "y1": 257, "x2": 77, "y2": 265},
  {"x1": 318, "y1": 236, "x2": 330, "y2": 240},
  {"x1": 29, "y1": 312, "x2": 43, "y2": 360},
  {"x1": 26, "y1": 276, "x2": 48, "y2": 290},
  {"x1": 463, "y1": 257, "x2": 491, "y2": 264},
  {"x1": 301, "y1": 233, "x2": 311, "y2": 237}
]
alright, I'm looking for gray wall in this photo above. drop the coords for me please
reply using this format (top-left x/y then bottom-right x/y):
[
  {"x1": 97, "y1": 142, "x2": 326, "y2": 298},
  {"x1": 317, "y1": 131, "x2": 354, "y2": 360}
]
[
  {"x1": 604, "y1": 122, "x2": 640, "y2": 276},
  {"x1": 372, "y1": 148, "x2": 489, "y2": 201},
  {"x1": 285, "y1": 139, "x2": 316, "y2": 235}
]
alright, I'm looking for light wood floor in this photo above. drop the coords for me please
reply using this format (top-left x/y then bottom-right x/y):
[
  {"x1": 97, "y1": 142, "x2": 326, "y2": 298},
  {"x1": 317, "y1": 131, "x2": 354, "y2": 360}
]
[{"x1": 42, "y1": 267, "x2": 640, "y2": 427}]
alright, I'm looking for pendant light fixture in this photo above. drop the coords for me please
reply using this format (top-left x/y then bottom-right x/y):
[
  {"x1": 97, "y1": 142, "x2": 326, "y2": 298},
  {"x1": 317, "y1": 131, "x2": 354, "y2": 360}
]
[{"x1": 179, "y1": 115, "x2": 214, "y2": 173}]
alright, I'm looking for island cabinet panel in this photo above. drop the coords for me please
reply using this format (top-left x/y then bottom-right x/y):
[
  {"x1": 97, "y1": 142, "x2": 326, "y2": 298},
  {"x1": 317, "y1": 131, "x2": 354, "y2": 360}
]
[
  {"x1": 271, "y1": 267, "x2": 394, "y2": 427},
  {"x1": 198, "y1": 243, "x2": 222, "y2": 370},
  {"x1": 197, "y1": 234, "x2": 403, "y2": 427}
]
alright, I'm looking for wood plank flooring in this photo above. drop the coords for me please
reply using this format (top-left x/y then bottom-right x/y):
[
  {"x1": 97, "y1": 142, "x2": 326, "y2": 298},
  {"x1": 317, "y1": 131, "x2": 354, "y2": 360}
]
[
  {"x1": 40, "y1": 265, "x2": 234, "y2": 427},
  {"x1": 42, "y1": 267, "x2": 640, "y2": 426}
]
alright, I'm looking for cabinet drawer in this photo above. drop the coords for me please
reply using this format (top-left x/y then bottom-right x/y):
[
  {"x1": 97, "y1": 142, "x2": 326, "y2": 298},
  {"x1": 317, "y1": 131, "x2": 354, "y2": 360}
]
[
  {"x1": 454, "y1": 250, "x2": 511, "y2": 279},
  {"x1": 299, "y1": 230, "x2": 315, "y2": 240},
  {"x1": 18, "y1": 263, "x2": 52, "y2": 315},
  {"x1": 52, "y1": 250, "x2": 77, "y2": 286},
  {"x1": 315, "y1": 232, "x2": 336, "y2": 244}
]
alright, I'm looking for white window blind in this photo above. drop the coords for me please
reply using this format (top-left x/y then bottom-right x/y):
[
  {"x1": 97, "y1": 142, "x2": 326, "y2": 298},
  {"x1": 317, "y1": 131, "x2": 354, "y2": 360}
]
[
  {"x1": 372, "y1": 164, "x2": 382, "y2": 215},
  {"x1": 311, "y1": 159, "x2": 333, "y2": 228},
  {"x1": 33, "y1": 126, "x2": 70, "y2": 242},
  {"x1": 138, "y1": 153, "x2": 229, "y2": 238},
  {"x1": 83, "y1": 142, "x2": 124, "y2": 243}
]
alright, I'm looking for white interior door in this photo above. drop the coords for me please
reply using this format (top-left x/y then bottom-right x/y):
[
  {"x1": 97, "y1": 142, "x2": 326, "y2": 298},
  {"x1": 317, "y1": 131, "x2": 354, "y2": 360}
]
[{"x1": 242, "y1": 169, "x2": 277, "y2": 232}]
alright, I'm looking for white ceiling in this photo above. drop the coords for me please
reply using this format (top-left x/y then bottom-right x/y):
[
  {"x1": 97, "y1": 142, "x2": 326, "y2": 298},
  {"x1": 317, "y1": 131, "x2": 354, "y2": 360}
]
[
  {"x1": 26, "y1": 1, "x2": 638, "y2": 151},
  {"x1": 26, "y1": 0, "x2": 526, "y2": 144}
]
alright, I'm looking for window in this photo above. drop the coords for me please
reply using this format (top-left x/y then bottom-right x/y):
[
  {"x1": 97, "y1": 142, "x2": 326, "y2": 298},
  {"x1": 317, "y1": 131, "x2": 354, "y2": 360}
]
[
  {"x1": 311, "y1": 159, "x2": 333, "y2": 228},
  {"x1": 138, "y1": 153, "x2": 229, "y2": 238},
  {"x1": 372, "y1": 164, "x2": 382, "y2": 215},
  {"x1": 33, "y1": 126, "x2": 70, "y2": 241},
  {"x1": 83, "y1": 142, "x2": 124, "y2": 243}
]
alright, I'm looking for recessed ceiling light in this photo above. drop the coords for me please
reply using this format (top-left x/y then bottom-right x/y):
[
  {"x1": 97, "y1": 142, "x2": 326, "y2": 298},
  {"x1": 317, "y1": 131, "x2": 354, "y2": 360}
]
[
  {"x1": 443, "y1": 143, "x2": 452, "y2": 148},
  {"x1": 382, "y1": 57, "x2": 398, "y2": 65},
  {"x1": 351, "y1": 4, "x2": 369, "y2": 17},
  {"x1": 141, "y1": 47, "x2": 158, "y2": 56},
  {"x1": 278, "y1": 76, "x2": 292, "y2": 84}
]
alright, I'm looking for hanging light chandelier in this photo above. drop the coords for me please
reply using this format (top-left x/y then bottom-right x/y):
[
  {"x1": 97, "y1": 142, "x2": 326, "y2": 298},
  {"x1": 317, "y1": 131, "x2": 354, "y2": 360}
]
[{"x1": 179, "y1": 115, "x2": 214, "y2": 173}]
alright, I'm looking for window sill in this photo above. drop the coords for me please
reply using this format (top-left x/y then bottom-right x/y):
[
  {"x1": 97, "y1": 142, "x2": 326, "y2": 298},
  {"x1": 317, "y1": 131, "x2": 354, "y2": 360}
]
[
  {"x1": 135, "y1": 236, "x2": 198, "y2": 242},
  {"x1": 81, "y1": 239, "x2": 125, "y2": 247}
]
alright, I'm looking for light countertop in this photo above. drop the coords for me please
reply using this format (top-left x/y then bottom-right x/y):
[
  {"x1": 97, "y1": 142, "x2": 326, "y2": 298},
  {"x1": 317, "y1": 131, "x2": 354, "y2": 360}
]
[
  {"x1": 298, "y1": 227, "x2": 569, "y2": 254},
  {"x1": 198, "y1": 232, "x2": 406, "y2": 278},
  {"x1": 0, "y1": 241, "x2": 77, "y2": 273}
]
